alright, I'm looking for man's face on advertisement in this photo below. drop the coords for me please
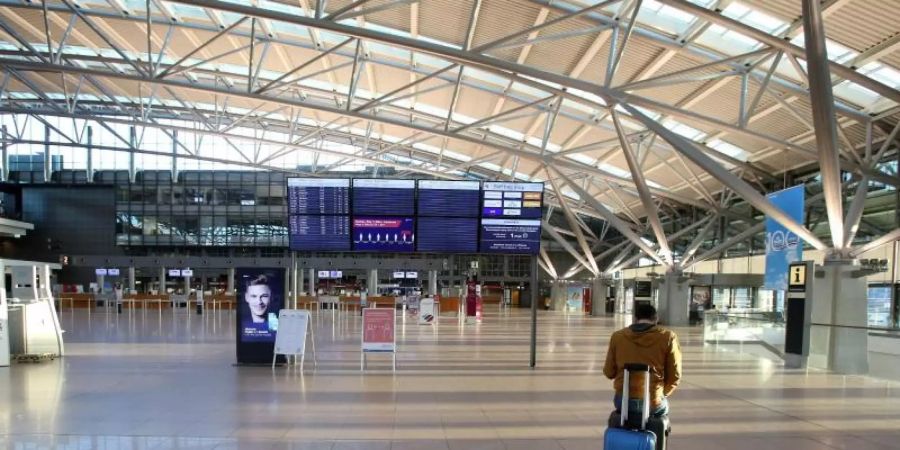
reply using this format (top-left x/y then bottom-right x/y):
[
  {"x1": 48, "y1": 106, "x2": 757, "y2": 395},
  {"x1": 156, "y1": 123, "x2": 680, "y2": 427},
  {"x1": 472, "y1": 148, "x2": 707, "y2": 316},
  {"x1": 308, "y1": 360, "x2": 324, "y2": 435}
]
[{"x1": 245, "y1": 284, "x2": 271, "y2": 319}]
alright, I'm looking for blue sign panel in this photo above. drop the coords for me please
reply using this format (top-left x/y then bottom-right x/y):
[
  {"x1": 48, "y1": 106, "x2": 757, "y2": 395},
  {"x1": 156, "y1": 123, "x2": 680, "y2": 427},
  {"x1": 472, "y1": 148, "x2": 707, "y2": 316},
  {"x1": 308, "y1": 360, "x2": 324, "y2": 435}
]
[
  {"x1": 764, "y1": 186, "x2": 805, "y2": 290},
  {"x1": 480, "y1": 219, "x2": 541, "y2": 254}
]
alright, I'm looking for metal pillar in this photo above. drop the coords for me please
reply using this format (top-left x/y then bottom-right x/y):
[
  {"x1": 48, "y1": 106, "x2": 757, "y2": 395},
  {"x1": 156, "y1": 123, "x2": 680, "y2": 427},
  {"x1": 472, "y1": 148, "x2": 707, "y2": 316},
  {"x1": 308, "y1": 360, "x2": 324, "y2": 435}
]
[
  {"x1": 297, "y1": 261, "x2": 305, "y2": 296},
  {"x1": 226, "y1": 267, "x2": 235, "y2": 294},
  {"x1": 802, "y1": 0, "x2": 845, "y2": 253},
  {"x1": 428, "y1": 270, "x2": 438, "y2": 296},
  {"x1": 291, "y1": 252, "x2": 298, "y2": 307},
  {"x1": 309, "y1": 268, "x2": 316, "y2": 295},
  {"x1": 809, "y1": 262, "x2": 869, "y2": 374},
  {"x1": 1, "y1": 125, "x2": 8, "y2": 182},
  {"x1": 172, "y1": 129, "x2": 178, "y2": 181},
  {"x1": 128, "y1": 126, "x2": 136, "y2": 183},
  {"x1": 43, "y1": 123, "x2": 51, "y2": 182},
  {"x1": 86, "y1": 126, "x2": 93, "y2": 182},
  {"x1": 367, "y1": 269, "x2": 378, "y2": 294},
  {"x1": 159, "y1": 266, "x2": 167, "y2": 294},
  {"x1": 529, "y1": 255, "x2": 538, "y2": 368},
  {"x1": 128, "y1": 266, "x2": 136, "y2": 293}
]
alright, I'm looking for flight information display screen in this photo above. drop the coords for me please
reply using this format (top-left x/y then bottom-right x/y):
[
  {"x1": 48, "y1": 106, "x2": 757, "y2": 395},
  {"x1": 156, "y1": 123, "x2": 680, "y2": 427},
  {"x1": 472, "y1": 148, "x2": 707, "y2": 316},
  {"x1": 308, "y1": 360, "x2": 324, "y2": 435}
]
[
  {"x1": 353, "y1": 217, "x2": 415, "y2": 252},
  {"x1": 289, "y1": 215, "x2": 351, "y2": 251},
  {"x1": 417, "y1": 180, "x2": 481, "y2": 217},
  {"x1": 287, "y1": 178, "x2": 350, "y2": 215},
  {"x1": 417, "y1": 217, "x2": 479, "y2": 253},
  {"x1": 482, "y1": 182, "x2": 544, "y2": 219},
  {"x1": 480, "y1": 219, "x2": 541, "y2": 254},
  {"x1": 352, "y1": 179, "x2": 416, "y2": 216}
]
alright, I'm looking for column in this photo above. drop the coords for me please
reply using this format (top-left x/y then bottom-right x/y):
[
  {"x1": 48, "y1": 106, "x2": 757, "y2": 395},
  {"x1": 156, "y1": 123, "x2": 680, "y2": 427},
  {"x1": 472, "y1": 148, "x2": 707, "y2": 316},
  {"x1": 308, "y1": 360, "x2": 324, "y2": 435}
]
[
  {"x1": 809, "y1": 261, "x2": 869, "y2": 374},
  {"x1": 367, "y1": 269, "x2": 378, "y2": 294},
  {"x1": 1, "y1": 125, "x2": 8, "y2": 182},
  {"x1": 128, "y1": 126, "x2": 136, "y2": 183},
  {"x1": 291, "y1": 253, "x2": 298, "y2": 306},
  {"x1": 44, "y1": 124, "x2": 51, "y2": 182},
  {"x1": 428, "y1": 270, "x2": 438, "y2": 296},
  {"x1": 86, "y1": 126, "x2": 93, "y2": 183},
  {"x1": 226, "y1": 267, "x2": 235, "y2": 295},
  {"x1": 657, "y1": 271, "x2": 689, "y2": 327},
  {"x1": 128, "y1": 267, "x2": 136, "y2": 293},
  {"x1": 592, "y1": 277, "x2": 609, "y2": 316},
  {"x1": 550, "y1": 280, "x2": 564, "y2": 311},
  {"x1": 0, "y1": 261, "x2": 9, "y2": 367},
  {"x1": 159, "y1": 266, "x2": 167, "y2": 294},
  {"x1": 97, "y1": 273, "x2": 105, "y2": 294},
  {"x1": 309, "y1": 268, "x2": 316, "y2": 295},
  {"x1": 184, "y1": 274, "x2": 192, "y2": 295},
  {"x1": 297, "y1": 264, "x2": 305, "y2": 296}
]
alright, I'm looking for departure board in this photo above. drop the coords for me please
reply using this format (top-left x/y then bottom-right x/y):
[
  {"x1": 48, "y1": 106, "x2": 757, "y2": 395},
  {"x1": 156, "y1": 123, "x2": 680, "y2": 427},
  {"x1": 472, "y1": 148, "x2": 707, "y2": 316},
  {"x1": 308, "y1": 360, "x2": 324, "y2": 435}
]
[
  {"x1": 482, "y1": 182, "x2": 544, "y2": 219},
  {"x1": 289, "y1": 215, "x2": 351, "y2": 251},
  {"x1": 417, "y1": 217, "x2": 478, "y2": 253},
  {"x1": 287, "y1": 178, "x2": 350, "y2": 215},
  {"x1": 480, "y1": 219, "x2": 542, "y2": 254},
  {"x1": 417, "y1": 180, "x2": 481, "y2": 217},
  {"x1": 352, "y1": 179, "x2": 416, "y2": 216}
]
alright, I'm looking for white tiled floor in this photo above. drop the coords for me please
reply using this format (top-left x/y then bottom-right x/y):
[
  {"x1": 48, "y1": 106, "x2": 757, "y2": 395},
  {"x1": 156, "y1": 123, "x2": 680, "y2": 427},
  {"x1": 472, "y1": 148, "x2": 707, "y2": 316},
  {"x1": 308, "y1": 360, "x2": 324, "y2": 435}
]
[{"x1": 1, "y1": 306, "x2": 898, "y2": 449}]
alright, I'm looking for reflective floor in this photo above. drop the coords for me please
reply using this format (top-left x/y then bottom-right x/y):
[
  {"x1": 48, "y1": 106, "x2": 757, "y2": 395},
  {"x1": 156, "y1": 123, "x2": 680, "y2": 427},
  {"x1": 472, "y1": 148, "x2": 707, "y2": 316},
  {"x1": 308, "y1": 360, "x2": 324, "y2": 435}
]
[{"x1": 1, "y1": 306, "x2": 899, "y2": 449}]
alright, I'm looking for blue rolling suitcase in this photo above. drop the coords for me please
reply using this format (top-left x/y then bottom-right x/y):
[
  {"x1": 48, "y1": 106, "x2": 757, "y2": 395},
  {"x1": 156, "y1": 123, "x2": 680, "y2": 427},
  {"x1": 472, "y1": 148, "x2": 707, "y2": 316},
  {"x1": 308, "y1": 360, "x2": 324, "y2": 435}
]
[{"x1": 603, "y1": 363, "x2": 657, "y2": 450}]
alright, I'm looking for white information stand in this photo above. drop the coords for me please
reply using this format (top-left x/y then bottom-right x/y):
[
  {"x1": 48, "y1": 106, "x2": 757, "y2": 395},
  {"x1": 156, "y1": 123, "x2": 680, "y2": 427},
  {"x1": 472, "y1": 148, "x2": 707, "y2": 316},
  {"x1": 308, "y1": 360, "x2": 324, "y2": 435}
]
[
  {"x1": 272, "y1": 309, "x2": 316, "y2": 370},
  {"x1": 418, "y1": 297, "x2": 436, "y2": 325}
]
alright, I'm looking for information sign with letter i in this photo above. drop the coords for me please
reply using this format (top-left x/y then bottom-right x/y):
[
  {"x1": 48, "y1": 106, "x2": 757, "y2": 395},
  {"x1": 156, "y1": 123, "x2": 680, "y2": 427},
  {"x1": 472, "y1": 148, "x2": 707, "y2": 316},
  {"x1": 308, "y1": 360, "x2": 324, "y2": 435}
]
[
  {"x1": 784, "y1": 261, "x2": 813, "y2": 369},
  {"x1": 361, "y1": 308, "x2": 396, "y2": 371},
  {"x1": 273, "y1": 309, "x2": 316, "y2": 370}
]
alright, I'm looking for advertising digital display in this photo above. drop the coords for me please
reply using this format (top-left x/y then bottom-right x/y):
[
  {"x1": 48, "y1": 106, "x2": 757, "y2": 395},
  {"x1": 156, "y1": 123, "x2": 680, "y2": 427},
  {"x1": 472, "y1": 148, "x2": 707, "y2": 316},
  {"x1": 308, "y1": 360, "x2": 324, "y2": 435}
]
[
  {"x1": 236, "y1": 268, "x2": 286, "y2": 365},
  {"x1": 287, "y1": 178, "x2": 350, "y2": 215},
  {"x1": 289, "y1": 215, "x2": 351, "y2": 251},
  {"x1": 480, "y1": 219, "x2": 541, "y2": 254},
  {"x1": 482, "y1": 182, "x2": 543, "y2": 218},
  {"x1": 353, "y1": 217, "x2": 415, "y2": 252},
  {"x1": 352, "y1": 179, "x2": 416, "y2": 216},
  {"x1": 417, "y1": 180, "x2": 481, "y2": 217},
  {"x1": 417, "y1": 216, "x2": 479, "y2": 253}
]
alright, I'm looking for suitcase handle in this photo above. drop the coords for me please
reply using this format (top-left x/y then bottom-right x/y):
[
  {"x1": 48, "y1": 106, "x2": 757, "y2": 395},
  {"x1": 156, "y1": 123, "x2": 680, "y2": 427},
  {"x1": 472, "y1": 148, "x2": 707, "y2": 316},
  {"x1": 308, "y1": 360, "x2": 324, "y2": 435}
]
[{"x1": 621, "y1": 364, "x2": 651, "y2": 429}]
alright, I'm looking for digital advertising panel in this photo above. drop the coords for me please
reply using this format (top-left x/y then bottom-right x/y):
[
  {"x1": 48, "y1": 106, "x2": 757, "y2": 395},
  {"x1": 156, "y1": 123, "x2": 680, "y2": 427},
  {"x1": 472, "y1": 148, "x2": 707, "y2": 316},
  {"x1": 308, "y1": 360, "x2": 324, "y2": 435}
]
[
  {"x1": 353, "y1": 217, "x2": 415, "y2": 252},
  {"x1": 236, "y1": 267, "x2": 286, "y2": 365},
  {"x1": 482, "y1": 182, "x2": 543, "y2": 219},
  {"x1": 417, "y1": 180, "x2": 481, "y2": 217},
  {"x1": 480, "y1": 219, "x2": 541, "y2": 254},
  {"x1": 289, "y1": 215, "x2": 351, "y2": 251},
  {"x1": 352, "y1": 179, "x2": 416, "y2": 216},
  {"x1": 287, "y1": 178, "x2": 350, "y2": 215},
  {"x1": 417, "y1": 216, "x2": 479, "y2": 253}
]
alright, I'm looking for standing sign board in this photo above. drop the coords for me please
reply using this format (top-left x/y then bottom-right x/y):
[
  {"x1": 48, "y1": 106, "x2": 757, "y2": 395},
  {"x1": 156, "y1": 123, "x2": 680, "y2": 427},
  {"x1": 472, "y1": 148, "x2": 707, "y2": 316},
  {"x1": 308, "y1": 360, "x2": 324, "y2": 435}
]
[
  {"x1": 764, "y1": 186, "x2": 805, "y2": 290},
  {"x1": 361, "y1": 308, "x2": 396, "y2": 370},
  {"x1": 273, "y1": 309, "x2": 316, "y2": 369},
  {"x1": 418, "y1": 297, "x2": 436, "y2": 325},
  {"x1": 784, "y1": 261, "x2": 813, "y2": 368},
  {"x1": 236, "y1": 268, "x2": 286, "y2": 365}
]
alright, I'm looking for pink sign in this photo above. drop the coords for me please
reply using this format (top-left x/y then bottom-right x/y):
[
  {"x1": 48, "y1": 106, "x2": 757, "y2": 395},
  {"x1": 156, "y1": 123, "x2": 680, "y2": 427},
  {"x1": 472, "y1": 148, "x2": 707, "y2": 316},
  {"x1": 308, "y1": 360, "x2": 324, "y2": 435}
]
[{"x1": 362, "y1": 308, "x2": 395, "y2": 352}]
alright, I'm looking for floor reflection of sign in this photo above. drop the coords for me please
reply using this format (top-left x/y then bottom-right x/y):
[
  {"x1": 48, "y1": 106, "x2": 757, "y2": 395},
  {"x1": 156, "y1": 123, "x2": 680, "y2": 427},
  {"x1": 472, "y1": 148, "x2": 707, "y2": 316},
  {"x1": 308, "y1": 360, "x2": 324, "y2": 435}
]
[
  {"x1": 418, "y1": 298, "x2": 436, "y2": 325},
  {"x1": 362, "y1": 308, "x2": 395, "y2": 352}
]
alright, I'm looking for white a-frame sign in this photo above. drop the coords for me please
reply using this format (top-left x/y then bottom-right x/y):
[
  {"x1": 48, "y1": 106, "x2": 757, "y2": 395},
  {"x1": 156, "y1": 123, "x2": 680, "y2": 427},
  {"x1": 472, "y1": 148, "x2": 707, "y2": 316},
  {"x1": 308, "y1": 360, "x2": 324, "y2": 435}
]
[{"x1": 273, "y1": 309, "x2": 316, "y2": 370}]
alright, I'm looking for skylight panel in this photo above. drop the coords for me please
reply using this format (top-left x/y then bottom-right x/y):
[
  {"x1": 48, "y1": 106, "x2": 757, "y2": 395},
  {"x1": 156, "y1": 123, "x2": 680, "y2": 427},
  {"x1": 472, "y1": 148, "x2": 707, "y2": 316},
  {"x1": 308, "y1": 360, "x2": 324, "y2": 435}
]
[
  {"x1": 790, "y1": 35, "x2": 857, "y2": 65},
  {"x1": 859, "y1": 62, "x2": 900, "y2": 88},
  {"x1": 599, "y1": 163, "x2": 631, "y2": 179},
  {"x1": 662, "y1": 119, "x2": 707, "y2": 140},
  {"x1": 708, "y1": 139, "x2": 750, "y2": 161}
]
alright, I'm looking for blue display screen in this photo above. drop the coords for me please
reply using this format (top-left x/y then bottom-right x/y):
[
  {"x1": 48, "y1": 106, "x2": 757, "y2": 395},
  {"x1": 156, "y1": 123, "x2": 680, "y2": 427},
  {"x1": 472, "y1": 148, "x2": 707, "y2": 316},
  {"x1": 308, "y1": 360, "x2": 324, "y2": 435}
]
[
  {"x1": 417, "y1": 180, "x2": 481, "y2": 217},
  {"x1": 289, "y1": 215, "x2": 351, "y2": 251},
  {"x1": 417, "y1": 217, "x2": 479, "y2": 253},
  {"x1": 480, "y1": 219, "x2": 542, "y2": 254},
  {"x1": 353, "y1": 217, "x2": 415, "y2": 252},
  {"x1": 353, "y1": 179, "x2": 415, "y2": 216},
  {"x1": 287, "y1": 178, "x2": 350, "y2": 215}
]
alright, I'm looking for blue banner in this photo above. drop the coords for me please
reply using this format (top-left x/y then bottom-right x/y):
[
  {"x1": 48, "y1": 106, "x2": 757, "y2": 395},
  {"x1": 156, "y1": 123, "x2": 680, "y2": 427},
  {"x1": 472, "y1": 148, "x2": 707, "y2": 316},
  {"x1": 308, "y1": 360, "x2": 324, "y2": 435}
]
[{"x1": 764, "y1": 186, "x2": 805, "y2": 290}]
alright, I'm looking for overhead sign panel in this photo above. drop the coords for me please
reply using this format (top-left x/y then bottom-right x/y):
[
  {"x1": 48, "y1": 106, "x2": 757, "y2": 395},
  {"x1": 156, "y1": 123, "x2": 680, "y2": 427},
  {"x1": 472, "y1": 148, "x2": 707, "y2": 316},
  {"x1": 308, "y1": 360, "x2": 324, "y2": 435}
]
[
  {"x1": 482, "y1": 182, "x2": 543, "y2": 219},
  {"x1": 480, "y1": 219, "x2": 541, "y2": 254},
  {"x1": 289, "y1": 215, "x2": 351, "y2": 251},
  {"x1": 287, "y1": 178, "x2": 350, "y2": 215},
  {"x1": 352, "y1": 179, "x2": 416, "y2": 216}
]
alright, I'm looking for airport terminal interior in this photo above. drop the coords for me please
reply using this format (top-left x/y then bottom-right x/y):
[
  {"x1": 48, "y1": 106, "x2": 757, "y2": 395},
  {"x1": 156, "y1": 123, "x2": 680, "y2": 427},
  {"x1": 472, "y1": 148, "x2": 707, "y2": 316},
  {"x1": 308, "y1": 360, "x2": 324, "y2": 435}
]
[{"x1": 0, "y1": 0, "x2": 899, "y2": 448}]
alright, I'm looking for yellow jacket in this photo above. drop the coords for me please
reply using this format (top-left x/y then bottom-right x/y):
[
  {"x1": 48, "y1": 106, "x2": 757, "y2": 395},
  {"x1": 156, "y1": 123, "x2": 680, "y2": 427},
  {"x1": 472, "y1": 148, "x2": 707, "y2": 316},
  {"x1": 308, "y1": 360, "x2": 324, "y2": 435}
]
[{"x1": 603, "y1": 323, "x2": 682, "y2": 408}]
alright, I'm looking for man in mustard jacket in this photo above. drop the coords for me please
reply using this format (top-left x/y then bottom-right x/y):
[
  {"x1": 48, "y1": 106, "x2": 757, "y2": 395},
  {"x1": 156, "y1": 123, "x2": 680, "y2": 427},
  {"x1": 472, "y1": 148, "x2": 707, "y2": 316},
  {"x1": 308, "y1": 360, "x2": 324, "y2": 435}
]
[{"x1": 603, "y1": 304, "x2": 682, "y2": 416}]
